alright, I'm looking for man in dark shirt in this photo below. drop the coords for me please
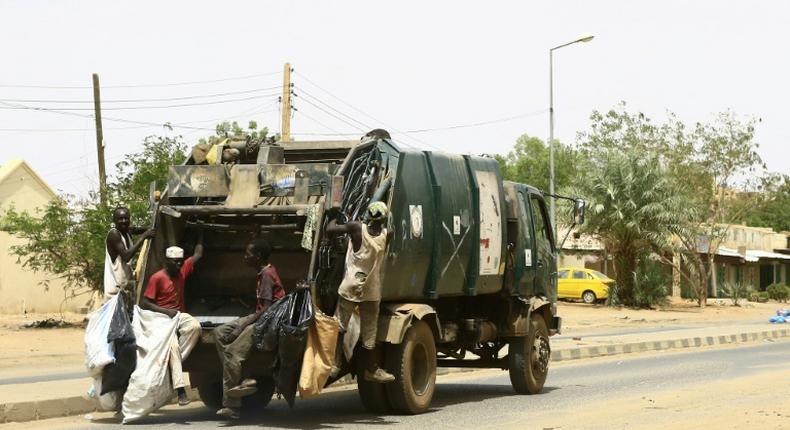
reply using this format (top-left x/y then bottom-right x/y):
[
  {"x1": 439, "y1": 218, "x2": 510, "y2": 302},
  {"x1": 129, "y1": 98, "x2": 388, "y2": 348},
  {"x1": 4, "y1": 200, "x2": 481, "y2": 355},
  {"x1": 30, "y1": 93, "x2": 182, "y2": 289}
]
[
  {"x1": 215, "y1": 239, "x2": 285, "y2": 420},
  {"x1": 140, "y1": 244, "x2": 203, "y2": 406}
]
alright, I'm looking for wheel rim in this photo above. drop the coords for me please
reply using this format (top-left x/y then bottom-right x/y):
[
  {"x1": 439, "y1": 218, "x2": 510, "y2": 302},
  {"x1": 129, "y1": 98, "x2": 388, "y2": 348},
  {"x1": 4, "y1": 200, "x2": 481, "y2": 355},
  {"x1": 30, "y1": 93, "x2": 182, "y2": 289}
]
[
  {"x1": 531, "y1": 334, "x2": 551, "y2": 375},
  {"x1": 583, "y1": 292, "x2": 595, "y2": 303},
  {"x1": 410, "y1": 342, "x2": 430, "y2": 396}
]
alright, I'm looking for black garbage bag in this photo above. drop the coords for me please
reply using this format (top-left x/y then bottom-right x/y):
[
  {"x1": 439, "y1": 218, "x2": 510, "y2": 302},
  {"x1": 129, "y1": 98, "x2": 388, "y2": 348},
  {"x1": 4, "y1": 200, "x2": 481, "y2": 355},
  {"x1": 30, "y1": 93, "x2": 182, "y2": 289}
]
[
  {"x1": 252, "y1": 295, "x2": 293, "y2": 352},
  {"x1": 274, "y1": 288, "x2": 315, "y2": 408},
  {"x1": 101, "y1": 294, "x2": 137, "y2": 395}
]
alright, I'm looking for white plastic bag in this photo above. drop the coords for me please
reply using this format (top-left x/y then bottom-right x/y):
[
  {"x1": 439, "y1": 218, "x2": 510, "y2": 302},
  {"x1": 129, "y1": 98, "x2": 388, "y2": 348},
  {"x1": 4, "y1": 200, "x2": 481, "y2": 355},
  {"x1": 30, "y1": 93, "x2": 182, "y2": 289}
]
[
  {"x1": 84, "y1": 295, "x2": 118, "y2": 376},
  {"x1": 121, "y1": 307, "x2": 180, "y2": 424},
  {"x1": 87, "y1": 376, "x2": 119, "y2": 411}
]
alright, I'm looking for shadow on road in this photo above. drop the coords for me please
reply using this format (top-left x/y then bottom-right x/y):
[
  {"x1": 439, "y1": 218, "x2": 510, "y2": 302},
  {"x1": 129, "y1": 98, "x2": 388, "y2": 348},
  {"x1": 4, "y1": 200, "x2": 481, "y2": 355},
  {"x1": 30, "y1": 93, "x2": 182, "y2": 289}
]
[{"x1": 97, "y1": 381, "x2": 561, "y2": 428}]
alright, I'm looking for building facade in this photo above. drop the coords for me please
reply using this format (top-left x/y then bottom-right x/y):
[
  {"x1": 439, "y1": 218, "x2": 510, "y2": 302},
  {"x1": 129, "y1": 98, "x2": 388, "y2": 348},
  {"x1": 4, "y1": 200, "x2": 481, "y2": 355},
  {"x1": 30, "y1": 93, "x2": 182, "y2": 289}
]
[{"x1": 0, "y1": 160, "x2": 84, "y2": 314}]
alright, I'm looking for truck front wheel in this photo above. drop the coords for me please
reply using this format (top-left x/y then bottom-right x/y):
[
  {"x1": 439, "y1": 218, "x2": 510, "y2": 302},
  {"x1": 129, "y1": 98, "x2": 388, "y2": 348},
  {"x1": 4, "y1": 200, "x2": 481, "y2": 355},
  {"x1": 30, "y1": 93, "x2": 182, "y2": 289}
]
[
  {"x1": 508, "y1": 314, "x2": 550, "y2": 394},
  {"x1": 385, "y1": 320, "x2": 437, "y2": 414},
  {"x1": 357, "y1": 345, "x2": 392, "y2": 413}
]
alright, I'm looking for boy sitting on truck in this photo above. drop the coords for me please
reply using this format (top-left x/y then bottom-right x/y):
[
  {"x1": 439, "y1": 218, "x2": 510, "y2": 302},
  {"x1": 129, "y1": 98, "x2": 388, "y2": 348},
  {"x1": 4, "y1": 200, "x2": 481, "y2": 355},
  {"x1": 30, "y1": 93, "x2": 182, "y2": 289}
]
[
  {"x1": 140, "y1": 244, "x2": 203, "y2": 406},
  {"x1": 327, "y1": 201, "x2": 395, "y2": 384},
  {"x1": 214, "y1": 239, "x2": 285, "y2": 420}
]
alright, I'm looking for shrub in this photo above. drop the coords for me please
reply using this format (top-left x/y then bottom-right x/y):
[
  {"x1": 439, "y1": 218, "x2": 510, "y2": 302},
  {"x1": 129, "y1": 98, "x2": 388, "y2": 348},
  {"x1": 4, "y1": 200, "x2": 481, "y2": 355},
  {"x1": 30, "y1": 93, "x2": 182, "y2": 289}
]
[
  {"x1": 721, "y1": 282, "x2": 752, "y2": 306},
  {"x1": 766, "y1": 283, "x2": 790, "y2": 302},
  {"x1": 749, "y1": 291, "x2": 769, "y2": 303},
  {"x1": 630, "y1": 256, "x2": 669, "y2": 308}
]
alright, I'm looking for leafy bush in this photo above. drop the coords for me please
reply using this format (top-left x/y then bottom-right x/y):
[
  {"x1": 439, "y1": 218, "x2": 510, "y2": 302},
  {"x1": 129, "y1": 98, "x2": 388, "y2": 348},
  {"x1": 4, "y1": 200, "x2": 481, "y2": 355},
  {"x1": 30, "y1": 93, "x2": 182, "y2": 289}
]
[
  {"x1": 630, "y1": 256, "x2": 669, "y2": 308},
  {"x1": 766, "y1": 283, "x2": 790, "y2": 302},
  {"x1": 721, "y1": 282, "x2": 752, "y2": 306},
  {"x1": 749, "y1": 291, "x2": 769, "y2": 303}
]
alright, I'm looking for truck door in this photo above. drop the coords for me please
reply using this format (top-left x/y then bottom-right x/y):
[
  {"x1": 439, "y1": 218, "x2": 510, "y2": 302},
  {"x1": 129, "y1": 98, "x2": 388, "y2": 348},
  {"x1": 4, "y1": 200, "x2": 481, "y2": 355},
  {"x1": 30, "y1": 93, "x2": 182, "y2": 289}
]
[
  {"x1": 514, "y1": 190, "x2": 536, "y2": 294},
  {"x1": 529, "y1": 194, "x2": 556, "y2": 300}
]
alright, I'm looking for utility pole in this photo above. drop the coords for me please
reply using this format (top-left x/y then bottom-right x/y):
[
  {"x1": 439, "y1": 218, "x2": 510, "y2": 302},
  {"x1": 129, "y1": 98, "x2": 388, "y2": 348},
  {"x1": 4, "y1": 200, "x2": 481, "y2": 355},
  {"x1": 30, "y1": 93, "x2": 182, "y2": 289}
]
[
  {"x1": 280, "y1": 62, "x2": 293, "y2": 142},
  {"x1": 92, "y1": 73, "x2": 107, "y2": 204}
]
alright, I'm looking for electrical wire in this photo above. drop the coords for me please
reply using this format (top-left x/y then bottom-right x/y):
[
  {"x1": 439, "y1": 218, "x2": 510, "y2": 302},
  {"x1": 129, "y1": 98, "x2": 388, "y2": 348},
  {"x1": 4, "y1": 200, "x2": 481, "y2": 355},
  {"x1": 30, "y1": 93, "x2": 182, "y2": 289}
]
[
  {"x1": 293, "y1": 86, "x2": 373, "y2": 131},
  {"x1": 0, "y1": 71, "x2": 281, "y2": 89},
  {"x1": 292, "y1": 94, "x2": 367, "y2": 132},
  {"x1": 0, "y1": 93, "x2": 282, "y2": 111},
  {"x1": 0, "y1": 86, "x2": 283, "y2": 104}
]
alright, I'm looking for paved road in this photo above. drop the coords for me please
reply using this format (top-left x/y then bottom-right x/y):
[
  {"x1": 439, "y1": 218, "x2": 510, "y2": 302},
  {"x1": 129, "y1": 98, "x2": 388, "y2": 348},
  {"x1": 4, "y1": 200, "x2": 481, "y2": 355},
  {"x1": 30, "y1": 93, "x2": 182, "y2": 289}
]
[{"x1": 28, "y1": 338, "x2": 789, "y2": 430}]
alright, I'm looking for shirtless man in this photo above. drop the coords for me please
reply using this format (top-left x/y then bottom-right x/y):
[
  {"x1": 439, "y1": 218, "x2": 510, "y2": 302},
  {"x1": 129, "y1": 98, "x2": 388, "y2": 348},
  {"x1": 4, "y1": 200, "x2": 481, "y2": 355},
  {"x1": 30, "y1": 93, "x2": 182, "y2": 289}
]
[{"x1": 104, "y1": 207, "x2": 154, "y2": 300}]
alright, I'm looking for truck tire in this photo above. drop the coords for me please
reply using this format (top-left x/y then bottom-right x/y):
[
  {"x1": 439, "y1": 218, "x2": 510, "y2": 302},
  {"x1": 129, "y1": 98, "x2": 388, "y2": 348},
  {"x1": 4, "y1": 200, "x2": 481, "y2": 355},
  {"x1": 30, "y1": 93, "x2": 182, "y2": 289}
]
[
  {"x1": 357, "y1": 346, "x2": 392, "y2": 413},
  {"x1": 508, "y1": 314, "x2": 550, "y2": 394},
  {"x1": 385, "y1": 320, "x2": 437, "y2": 414},
  {"x1": 197, "y1": 377, "x2": 275, "y2": 411},
  {"x1": 242, "y1": 376, "x2": 275, "y2": 410},
  {"x1": 197, "y1": 382, "x2": 223, "y2": 410}
]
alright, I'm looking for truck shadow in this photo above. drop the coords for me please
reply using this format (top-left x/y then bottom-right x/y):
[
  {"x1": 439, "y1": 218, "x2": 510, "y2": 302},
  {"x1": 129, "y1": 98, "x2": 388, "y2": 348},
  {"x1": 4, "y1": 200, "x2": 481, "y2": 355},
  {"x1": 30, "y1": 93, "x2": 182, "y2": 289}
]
[{"x1": 110, "y1": 383, "x2": 560, "y2": 428}]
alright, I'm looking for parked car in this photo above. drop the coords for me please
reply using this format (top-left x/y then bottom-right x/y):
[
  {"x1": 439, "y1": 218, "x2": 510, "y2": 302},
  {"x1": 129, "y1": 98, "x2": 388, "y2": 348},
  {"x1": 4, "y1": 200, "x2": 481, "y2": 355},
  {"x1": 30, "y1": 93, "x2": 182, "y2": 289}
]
[{"x1": 557, "y1": 267, "x2": 613, "y2": 304}]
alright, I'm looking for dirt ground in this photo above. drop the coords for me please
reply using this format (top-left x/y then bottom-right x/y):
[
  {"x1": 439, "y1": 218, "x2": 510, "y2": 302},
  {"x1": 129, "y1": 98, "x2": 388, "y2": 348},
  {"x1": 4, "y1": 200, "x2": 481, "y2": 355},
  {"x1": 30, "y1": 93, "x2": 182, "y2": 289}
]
[
  {"x1": 558, "y1": 297, "x2": 786, "y2": 335},
  {"x1": 0, "y1": 300, "x2": 786, "y2": 373}
]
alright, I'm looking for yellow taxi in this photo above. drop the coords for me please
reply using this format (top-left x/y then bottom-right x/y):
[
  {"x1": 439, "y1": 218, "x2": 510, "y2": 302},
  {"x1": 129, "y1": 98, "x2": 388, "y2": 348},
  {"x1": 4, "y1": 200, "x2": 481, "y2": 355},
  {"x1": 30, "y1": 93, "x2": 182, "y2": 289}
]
[{"x1": 557, "y1": 267, "x2": 614, "y2": 304}]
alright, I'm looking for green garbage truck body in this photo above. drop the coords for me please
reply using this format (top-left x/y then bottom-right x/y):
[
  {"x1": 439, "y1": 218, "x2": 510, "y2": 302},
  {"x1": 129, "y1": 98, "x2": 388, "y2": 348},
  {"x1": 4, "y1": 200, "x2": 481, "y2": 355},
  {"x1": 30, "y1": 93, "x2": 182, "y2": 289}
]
[{"x1": 138, "y1": 136, "x2": 564, "y2": 414}]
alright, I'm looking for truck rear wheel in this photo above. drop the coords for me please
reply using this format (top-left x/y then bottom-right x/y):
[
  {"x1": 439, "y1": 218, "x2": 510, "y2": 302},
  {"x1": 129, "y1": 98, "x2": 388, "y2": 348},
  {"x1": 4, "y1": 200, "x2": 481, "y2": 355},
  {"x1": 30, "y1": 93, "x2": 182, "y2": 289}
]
[
  {"x1": 197, "y1": 382, "x2": 223, "y2": 410},
  {"x1": 357, "y1": 346, "x2": 392, "y2": 413},
  {"x1": 385, "y1": 320, "x2": 436, "y2": 414},
  {"x1": 508, "y1": 314, "x2": 550, "y2": 394},
  {"x1": 196, "y1": 377, "x2": 275, "y2": 411}
]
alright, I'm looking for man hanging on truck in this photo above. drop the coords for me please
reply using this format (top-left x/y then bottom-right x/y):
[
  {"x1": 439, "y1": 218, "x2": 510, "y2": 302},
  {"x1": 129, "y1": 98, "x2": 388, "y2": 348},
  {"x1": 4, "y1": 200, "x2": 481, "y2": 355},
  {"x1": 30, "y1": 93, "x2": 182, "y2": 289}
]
[
  {"x1": 104, "y1": 207, "x2": 154, "y2": 301},
  {"x1": 214, "y1": 239, "x2": 285, "y2": 420},
  {"x1": 326, "y1": 201, "x2": 395, "y2": 384},
  {"x1": 140, "y1": 244, "x2": 203, "y2": 407}
]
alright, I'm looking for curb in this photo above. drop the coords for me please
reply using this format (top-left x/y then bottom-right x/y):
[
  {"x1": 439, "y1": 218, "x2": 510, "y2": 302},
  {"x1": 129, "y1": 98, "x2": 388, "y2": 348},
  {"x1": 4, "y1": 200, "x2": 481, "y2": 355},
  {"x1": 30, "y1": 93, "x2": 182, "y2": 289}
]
[
  {"x1": 550, "y1": 328, "x2": 790, "y2": 362},
  {"x1": 2, "y1": 327, "x2": 788, "y2": 424}
]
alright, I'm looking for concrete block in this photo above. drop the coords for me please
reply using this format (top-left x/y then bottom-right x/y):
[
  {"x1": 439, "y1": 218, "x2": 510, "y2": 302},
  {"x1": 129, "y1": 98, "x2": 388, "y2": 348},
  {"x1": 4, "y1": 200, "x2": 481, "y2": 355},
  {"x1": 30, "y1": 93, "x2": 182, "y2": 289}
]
[
  {"x1": 3, "y1": 401, "x2": 37, "y2": 423},
  {"x1": 35, "y1": 399, "x2": 67, "y2": 420}
]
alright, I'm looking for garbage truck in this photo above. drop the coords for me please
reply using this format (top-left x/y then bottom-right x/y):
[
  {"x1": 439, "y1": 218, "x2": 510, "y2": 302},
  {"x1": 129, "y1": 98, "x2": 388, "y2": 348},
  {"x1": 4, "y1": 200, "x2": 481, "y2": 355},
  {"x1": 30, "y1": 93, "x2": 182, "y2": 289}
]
[{"x1": 134, "y1": 133, "x2": 584, "y2": 414}]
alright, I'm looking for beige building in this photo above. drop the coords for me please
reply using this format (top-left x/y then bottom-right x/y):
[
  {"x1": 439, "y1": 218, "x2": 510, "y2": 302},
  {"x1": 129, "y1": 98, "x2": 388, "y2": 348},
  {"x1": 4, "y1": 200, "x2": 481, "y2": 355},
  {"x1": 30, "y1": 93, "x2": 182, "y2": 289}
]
[{"x1": 0, "y1": 160, "x2": 84, "y2": 314}]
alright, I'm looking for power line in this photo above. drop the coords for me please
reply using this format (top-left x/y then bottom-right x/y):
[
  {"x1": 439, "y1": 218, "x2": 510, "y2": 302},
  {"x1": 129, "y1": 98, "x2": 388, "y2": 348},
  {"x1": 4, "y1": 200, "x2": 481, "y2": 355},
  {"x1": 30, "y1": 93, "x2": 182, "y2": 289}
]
[
  {"x1": 0, "y1": 101, "x2": 281, "y2": 133},
  {"x1": 0, "y1": 93, "x2": 282, "y2": 111},
  {"x1": 293, "y1": 86, "x2": 373, "y2": 131},
  {"x1": 0, "y1": 71, "x2": 281, "y2": 90},
  {"x1": 293, "y1": 72, "x2": 424, "y2": 150},
  {"x1": 403, "y1": 109, "x2": 548, "y2": 133},
  {"x1": 0, "y1": 86, "x2": 283, "y2": 104},
  {"x1": 293, "y1": 95, "x2": 367, "y2": 133}
]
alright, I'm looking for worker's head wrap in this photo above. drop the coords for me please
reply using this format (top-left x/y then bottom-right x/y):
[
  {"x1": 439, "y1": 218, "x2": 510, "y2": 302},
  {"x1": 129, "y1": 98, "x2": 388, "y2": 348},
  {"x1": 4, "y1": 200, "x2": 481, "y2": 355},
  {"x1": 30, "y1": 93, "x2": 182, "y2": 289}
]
[
  {"x1": 367, "y1": 201, "x2": 389, "y2": 220},
  {"x1": 165, "y1": 246, "x2": 185, "y2": 259}
]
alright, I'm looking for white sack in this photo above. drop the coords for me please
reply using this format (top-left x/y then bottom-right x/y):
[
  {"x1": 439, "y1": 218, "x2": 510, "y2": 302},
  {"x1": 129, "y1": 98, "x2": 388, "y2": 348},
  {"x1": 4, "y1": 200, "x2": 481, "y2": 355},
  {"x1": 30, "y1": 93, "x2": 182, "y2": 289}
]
[
  {"x1": 87, "y1": 375, "x2": 120, "y2": 411},
  {"x1": 84, "y1": 294, "x2": 118, "y2": 376},
  {"x1": 121, "y1": 307, "x2": 180, "y2": 424}
]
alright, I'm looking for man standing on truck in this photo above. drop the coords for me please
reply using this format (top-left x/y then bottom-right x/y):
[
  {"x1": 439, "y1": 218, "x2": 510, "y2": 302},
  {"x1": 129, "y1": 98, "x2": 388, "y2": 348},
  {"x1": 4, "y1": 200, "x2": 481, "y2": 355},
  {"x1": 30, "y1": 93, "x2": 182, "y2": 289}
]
[
  {"x1": 327, "y1": 201, "x2": 395, "y2": 384},
  {"x1": 140, "y1": 244, "x2": 203, "y2": 407},
  {"x1": 104, "y1": 207, "x2": 154, "y2": 300},
  {"x1": 214, "y1": 239, "x2": 285, "y2": 420}
]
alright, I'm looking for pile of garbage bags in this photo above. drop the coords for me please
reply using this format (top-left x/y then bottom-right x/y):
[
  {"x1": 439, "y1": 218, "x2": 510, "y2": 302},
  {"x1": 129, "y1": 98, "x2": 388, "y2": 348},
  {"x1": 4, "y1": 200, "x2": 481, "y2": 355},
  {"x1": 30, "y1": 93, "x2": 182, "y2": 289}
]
[
  {"x1": 769, "y1": 308, "x2": 790, "y2": 323},
  {"x1": 252, "y1": 287, "x2": 315, "y2": 407},
  {"x1": 84, "y1": 294, "x2": 189, "y2": 423}
]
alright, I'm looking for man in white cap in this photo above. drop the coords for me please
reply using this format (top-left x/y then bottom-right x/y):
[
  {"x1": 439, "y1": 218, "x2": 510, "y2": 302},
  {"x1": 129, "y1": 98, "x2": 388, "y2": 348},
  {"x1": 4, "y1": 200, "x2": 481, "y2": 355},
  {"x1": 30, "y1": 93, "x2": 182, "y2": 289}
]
[
  {"x1": 326, "y1": 200, "x2": 395, "y2": 383},
  {"x1": 141, "y1": 242, "x2": 203, "y2": 406}
]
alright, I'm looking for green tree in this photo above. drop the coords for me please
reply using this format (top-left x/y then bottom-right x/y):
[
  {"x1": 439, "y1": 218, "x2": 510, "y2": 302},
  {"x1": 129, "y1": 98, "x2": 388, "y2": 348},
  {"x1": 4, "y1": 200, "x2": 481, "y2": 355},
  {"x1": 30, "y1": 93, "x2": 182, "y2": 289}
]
[
  {"x1": 573, "y1": 150, "x2": 683, "y2": 307},
  {"x1": 495, "y1": 134, "x2": 578, "y2": 192},
  {"x1": 745, "y1": 174, "x2": 790, "y2": 232},
  {"x1": 0, "y1": 134, "x2": 187, "y2": 299}
]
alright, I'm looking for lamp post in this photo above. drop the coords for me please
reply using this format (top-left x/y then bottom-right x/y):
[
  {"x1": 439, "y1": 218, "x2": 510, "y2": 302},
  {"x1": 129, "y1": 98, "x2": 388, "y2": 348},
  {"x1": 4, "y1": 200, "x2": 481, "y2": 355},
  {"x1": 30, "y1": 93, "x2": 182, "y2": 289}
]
[{"x1": 549, "y1": 34, "x2": 594, "y2": 245}]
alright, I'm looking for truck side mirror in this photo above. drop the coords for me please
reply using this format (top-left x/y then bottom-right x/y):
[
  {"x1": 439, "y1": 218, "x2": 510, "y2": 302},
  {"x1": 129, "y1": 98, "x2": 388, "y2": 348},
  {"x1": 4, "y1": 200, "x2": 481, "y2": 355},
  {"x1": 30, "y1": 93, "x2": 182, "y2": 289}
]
[{"x1": 574, "y1": 199, "x2": 586, "y2": 225}]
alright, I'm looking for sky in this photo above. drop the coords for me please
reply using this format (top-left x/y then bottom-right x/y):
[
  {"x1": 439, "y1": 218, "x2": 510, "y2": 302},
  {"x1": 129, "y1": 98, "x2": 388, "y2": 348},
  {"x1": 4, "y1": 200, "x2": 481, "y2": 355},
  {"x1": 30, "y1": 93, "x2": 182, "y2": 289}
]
[{"x1": 1, "y1": 1, "x2": 788, "y2": 198}]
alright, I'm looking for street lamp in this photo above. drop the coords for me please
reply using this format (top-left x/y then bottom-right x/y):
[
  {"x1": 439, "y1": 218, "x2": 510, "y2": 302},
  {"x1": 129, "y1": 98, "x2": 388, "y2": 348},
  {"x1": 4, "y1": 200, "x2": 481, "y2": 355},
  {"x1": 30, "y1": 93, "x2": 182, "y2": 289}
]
[{"x1": 549, "y1": 34, "x2": 594, "y2": 245}]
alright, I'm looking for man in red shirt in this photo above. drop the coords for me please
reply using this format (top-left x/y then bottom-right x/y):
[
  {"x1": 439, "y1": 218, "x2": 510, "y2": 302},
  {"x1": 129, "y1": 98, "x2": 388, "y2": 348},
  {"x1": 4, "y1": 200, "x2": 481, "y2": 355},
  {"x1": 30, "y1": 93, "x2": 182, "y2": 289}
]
[
  {"x1": 141, "y1": 244, "x2": 203, "y2": 406},
  {"x1": 214, "y1": 239, "x2": 285, "y2": 420}
]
